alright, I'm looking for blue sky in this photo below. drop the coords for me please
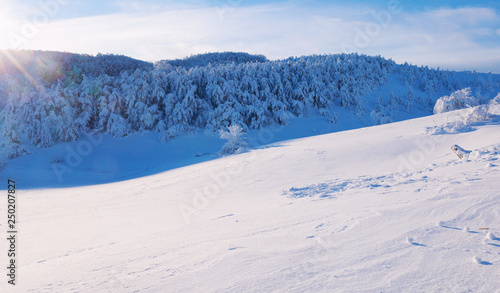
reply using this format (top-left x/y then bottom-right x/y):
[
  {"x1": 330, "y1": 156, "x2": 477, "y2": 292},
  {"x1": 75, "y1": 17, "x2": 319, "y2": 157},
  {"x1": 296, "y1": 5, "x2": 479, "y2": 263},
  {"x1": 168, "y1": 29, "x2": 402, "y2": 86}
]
[{"x1": 1, "y1": 0, "x2": 500, "y2": 73}]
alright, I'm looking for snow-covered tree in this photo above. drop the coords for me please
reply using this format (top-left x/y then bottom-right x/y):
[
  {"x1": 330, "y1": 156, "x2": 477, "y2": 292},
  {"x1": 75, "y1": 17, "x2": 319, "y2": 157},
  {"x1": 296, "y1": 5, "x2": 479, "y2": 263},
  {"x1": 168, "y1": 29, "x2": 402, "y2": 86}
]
[
  {"x1": 405, "y1": 87, "x2": 414, "y2": 113},
  {"x1": 490, "y1": 92, "x2": 500, "y2": 105},
  {"x1": 0, "y1": 155, "x2": 5, "y2": 171},
  {"x1": 370, "y1": 107, "x2": 393, "y2": 125},
  {"x1": 1, "y1": 49, "x2": 498, "y2": 162},
  {"x1": 219, "y1": 125, "x2": 248, "y2": 155},
  {"x1": 387, "y1": 91, "x2": 400, "y2": 116},
  {"x1": 434, "y1": 88, "x2": 479, "y2": 114},
  {"x1": 375, "y1": 94, "x2": 384, "y2": 112},
  {"x1": 466, "y1": 104, "x2": 490, "y2": 124}
]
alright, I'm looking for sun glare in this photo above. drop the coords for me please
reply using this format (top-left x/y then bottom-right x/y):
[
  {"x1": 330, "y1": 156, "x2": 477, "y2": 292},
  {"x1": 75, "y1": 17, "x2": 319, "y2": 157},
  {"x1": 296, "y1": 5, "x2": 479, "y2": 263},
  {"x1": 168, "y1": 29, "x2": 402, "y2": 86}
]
[{"x1": 0, "y1": 7, "x2": 19, "y2": 50}]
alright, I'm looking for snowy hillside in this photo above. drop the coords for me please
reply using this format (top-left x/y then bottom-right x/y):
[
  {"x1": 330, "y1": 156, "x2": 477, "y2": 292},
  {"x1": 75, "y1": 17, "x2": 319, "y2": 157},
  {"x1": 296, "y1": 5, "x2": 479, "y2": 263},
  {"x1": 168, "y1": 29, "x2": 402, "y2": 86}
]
[
  {"x1": 1, "y1": 50, "x2": 500, "y2": 166},
  {"x1": 1, "y1": 104, "x2": 499, "y2": 292}
]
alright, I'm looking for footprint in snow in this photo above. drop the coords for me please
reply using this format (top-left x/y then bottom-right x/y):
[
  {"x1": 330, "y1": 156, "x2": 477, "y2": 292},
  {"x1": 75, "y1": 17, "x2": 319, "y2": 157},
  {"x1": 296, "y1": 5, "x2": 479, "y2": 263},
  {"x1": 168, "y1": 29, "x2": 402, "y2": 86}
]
[
  {"x1": 473, "y1": 256, "x2": 492, "y2": 265},
  {"x1": 315, "y1": 223, "x2": 324, "y2": 229},
  {"x1": 228, "y1": 246, "x2": 245, "y2": 251},
  {"x1": 406, "y1": 237, "x2": 426, "y2": 247}
]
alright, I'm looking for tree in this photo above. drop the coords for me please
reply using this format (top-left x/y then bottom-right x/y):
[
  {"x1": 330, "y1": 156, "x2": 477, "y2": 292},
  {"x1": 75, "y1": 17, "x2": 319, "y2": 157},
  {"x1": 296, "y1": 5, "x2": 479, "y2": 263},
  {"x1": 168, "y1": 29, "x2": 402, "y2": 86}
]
[
  {"x1": 219, "y1": 125, "x2": 248, "y2": 155},
  {"x1": 405, "y1": 87, "x2": 414, "y2": 113},
  {"x1": 1, "y1": 50, "x2": 496, "y2": 161},
  {"x1": 375, "y1": 94, "x2": 383, "y2": 112},
  {"x1": 0, "y1": 155, "x2": 5, "y2": 171},
  {"x1": 387, "y1": 91, "x2": 400, "y2": 116},
  {"x1": 433, "y1": 88, "x2": 478, "y2": 114}
]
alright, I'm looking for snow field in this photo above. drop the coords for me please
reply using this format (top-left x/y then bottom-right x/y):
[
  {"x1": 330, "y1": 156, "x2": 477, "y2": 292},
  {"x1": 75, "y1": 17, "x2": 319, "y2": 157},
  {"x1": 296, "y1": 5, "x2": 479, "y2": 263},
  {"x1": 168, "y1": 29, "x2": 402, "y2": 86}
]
[{"x1": 0, "y1": 107, "x2": 499, "y2": 292}]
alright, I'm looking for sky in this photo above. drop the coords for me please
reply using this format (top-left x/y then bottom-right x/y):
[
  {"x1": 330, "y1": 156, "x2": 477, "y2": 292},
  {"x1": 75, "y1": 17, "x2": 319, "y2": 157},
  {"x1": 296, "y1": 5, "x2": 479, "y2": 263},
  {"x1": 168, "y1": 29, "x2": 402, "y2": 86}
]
[{"x1": 1, "y1": 0, "x2": 500, "y2": 73}]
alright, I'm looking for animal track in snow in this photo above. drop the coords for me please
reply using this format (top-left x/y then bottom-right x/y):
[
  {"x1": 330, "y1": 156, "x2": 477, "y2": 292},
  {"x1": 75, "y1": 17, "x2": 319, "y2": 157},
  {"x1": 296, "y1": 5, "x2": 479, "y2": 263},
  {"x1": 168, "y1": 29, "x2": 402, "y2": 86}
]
[
  {"x1": 282, "y1": 172, "x2": 434, "y2": 199},
  {"x1": 283, "y1": 143, "x2": 500, "y2": 199}
]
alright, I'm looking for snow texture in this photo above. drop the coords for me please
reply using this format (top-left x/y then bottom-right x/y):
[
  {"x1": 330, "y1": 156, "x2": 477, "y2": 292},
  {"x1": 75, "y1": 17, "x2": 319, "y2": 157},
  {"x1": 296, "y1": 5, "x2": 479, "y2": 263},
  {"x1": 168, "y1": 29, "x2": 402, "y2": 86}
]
[{"x1": 1, "y1": 105, "x2": 500, "y2": 292}]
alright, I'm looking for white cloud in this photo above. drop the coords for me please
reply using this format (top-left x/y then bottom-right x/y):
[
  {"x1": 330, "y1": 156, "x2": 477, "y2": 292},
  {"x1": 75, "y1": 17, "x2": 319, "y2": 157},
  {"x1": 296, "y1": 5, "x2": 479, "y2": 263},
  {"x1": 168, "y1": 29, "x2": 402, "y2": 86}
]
[
  {"x1": 337, "y1": 6, "x2": 500, "y2": 72},
  {"x1": 4, "y1": 2, "x2": 500, "y2": 72},
  {"x1": 427, "y1": 7, "x2": 498, "y2": 25}
]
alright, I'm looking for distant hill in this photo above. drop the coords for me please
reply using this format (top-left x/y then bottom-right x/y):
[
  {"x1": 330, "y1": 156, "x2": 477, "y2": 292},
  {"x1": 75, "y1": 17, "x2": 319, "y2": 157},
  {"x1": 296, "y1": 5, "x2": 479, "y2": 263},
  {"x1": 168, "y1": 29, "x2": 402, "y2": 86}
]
[
  {"x1": 0, "y1": 49, "x2": 153, "y2": 83},
  {"x1": 159, "y1": 52, "x2": 268, "y2": 69}
]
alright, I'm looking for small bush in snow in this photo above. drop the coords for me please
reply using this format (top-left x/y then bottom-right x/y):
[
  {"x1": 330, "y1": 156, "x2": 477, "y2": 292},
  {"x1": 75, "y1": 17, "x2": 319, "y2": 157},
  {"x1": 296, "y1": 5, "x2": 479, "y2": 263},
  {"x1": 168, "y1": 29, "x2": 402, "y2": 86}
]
[
  {"x1": 466, "y1": 104, "x2": 490, "y2": 124},
  {"x1": 433, "y1": 88, "x2": 479, "y2": 114},
  {"x1": 370, "y1": 110, "x2": 393, "y2": 125},
  {"x1": 4, "y1": 144, "x2": 31, "y2": 159},
  {"x1": 319, "y1": 109, "x2": 339, "y2": 124},
  {"x1": 490, "y1": 92, "x2": 500, "y2": 105},
  {"x1": 327, "y1": 112, "x2": 339, "y2": 124},
  {"x1": 427, "y1": 104, "x2": 491, "y2": 135},
  {"x1": 219, "y1": 125, "x2": 248, "y2": 155}
]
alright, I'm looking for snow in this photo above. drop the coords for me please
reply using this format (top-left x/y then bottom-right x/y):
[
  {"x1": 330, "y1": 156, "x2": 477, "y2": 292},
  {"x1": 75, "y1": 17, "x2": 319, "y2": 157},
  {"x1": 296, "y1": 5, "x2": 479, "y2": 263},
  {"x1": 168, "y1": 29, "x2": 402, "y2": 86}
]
[
  {"x1": 1, "y1": 115, "x2": 356, "y2": 189},
  {"x1": 487, "y1": 231, "x2": 497, "y2": 241},
  {"x1": 1, "y1": 106, "x2": 500, "y2": 292},
  {"x1": 433, "y1": 87, "x2": 479, "y2": 114}
]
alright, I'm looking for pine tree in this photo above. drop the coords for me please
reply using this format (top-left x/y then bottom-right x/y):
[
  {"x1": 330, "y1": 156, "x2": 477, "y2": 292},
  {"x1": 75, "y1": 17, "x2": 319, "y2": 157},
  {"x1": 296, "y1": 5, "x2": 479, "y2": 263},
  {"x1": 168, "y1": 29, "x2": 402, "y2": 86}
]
[
  {"x1": 405, "y1": 87, "x2": 414, "y2": 113},
  {"x1": 219, "y1": 125, "x2": 248, "y2": 155},
  {"x1": 375, "y1": 94, "x2": 383, "y2": 112},
  {"x1": 387, "y1": 91, "x2": 400, "y2": 116}
]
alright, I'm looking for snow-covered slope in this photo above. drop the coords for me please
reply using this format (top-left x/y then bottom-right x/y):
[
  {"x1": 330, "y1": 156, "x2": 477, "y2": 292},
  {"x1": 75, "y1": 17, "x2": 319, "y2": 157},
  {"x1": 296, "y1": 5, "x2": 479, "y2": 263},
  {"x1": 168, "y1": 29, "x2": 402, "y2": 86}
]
[
  {"x1": 1, "y1": 106, "x2": 500, "y2": 292},
  {"x1": 1, "y1": 114, "x2": 367, "y2": 189}
]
